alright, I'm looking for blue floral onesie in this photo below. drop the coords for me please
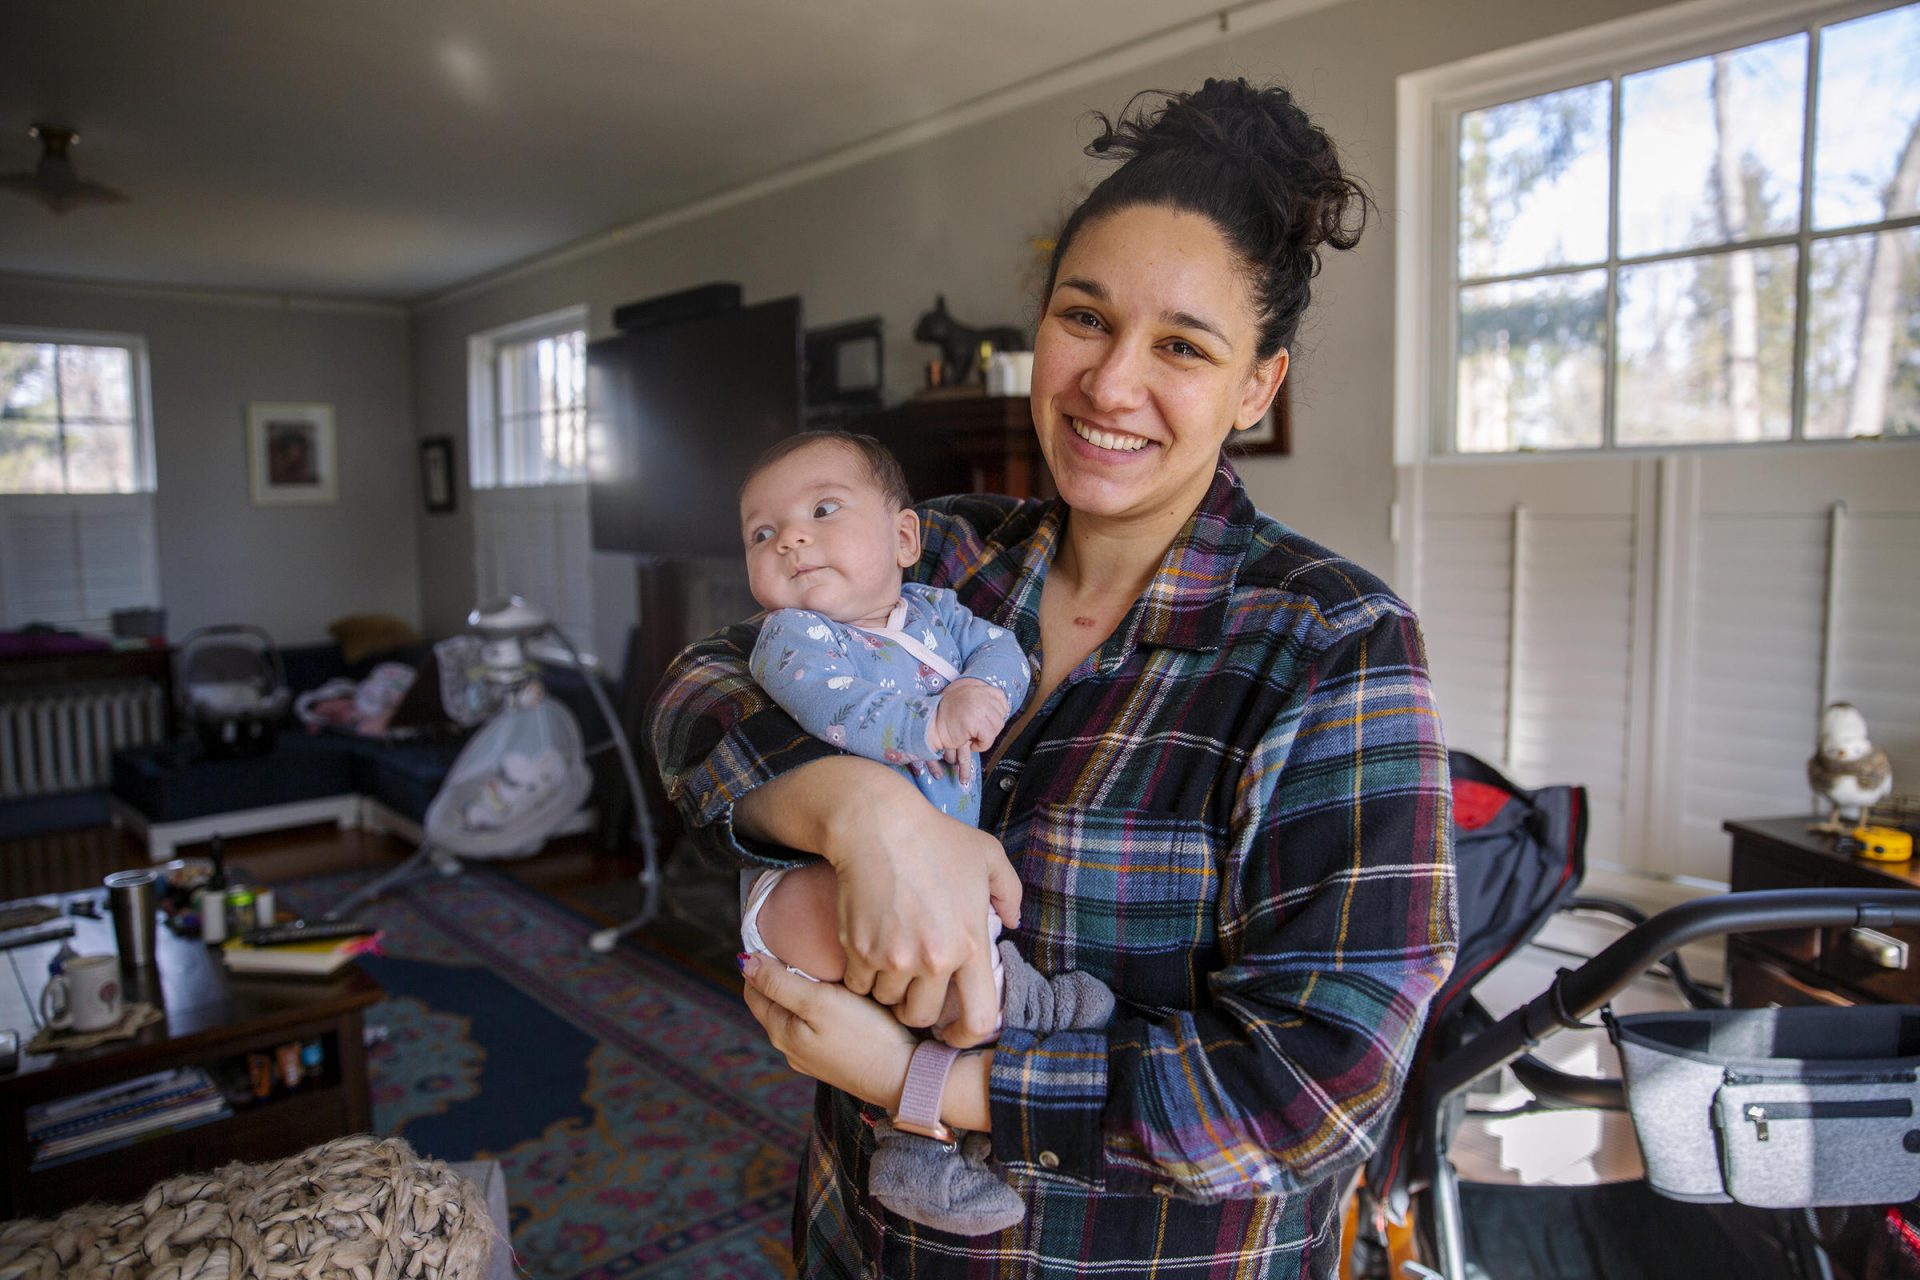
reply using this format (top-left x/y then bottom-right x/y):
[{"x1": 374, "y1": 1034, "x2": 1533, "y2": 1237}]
[{"x1": 747, "y1": 582, "x2": 1032, "y2": 823}]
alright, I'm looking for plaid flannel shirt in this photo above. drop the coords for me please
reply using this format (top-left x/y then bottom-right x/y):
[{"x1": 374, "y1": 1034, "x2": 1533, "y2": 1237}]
[{"x1": 647, "y1": 462, "x2": 1456, "y2": 1279}]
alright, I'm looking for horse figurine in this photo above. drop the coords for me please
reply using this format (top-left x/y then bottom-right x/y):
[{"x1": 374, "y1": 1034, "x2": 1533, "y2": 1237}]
[{"x1": 912, "y1": 296, "x2": 1027, "y2": 386}]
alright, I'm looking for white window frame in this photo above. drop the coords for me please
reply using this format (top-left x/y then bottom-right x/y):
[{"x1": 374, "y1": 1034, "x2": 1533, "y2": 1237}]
[
  {"x1": 1395, "y1": 0, "x2": 1920, "y2": 464},
  {"x1": 466, "y1": 304, "x2": 589, "y2": 490},
  {"x1": 0, "y1": 325, "x2": 157, "y2": 494}
]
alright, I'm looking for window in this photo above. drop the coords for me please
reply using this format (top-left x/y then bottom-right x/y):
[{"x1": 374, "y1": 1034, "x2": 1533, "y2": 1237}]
[
  {"x1": 467, "y1": 307, "x2": 588, "y2": 488},
  {"x1": 1396, "y1": 3, "x2": 1920, "y2": 893},
  {"x1": 466, "y1": 306, "x2": 596, "y2": 657},
  {"x1": 0, "y1": 328, "x2": 160, "y2": 633},
  {"x1": 1412, "y1": 0, "x2": 1920, "y2": 456},
  {"x1": 0, "y1": 329, "x2": 152, "y2": 493}
]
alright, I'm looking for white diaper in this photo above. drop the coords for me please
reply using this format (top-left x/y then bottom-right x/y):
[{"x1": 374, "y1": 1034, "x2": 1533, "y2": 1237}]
[{"x1": 740, "y1": 866, "x2": 1004, "y2": 1003}]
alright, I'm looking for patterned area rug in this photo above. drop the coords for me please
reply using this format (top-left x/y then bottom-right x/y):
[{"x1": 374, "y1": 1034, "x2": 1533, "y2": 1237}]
[{"x1": 279, "y1": 867, "x2": 810, "y2": 1280}]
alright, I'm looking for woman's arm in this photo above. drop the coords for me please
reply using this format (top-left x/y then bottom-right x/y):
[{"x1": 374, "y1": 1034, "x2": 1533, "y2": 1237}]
[
  {"x1": 984, "y1": 609, "x2": 1457, "y2": 1200},
  {"x1": 648, "y1": 617, "x2": 1021, "y2": 1041}
]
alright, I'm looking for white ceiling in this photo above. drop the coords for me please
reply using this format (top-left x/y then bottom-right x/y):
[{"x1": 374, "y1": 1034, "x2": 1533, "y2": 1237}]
[{"x1": 2, "y1": 0, "x2": 1256, "y2": 305}]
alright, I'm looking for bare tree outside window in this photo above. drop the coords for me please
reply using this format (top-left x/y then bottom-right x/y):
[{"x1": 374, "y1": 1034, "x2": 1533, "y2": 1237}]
[
  {"x1": 0, "y1": 340, "x2": 140, "y2": 493},
  {"x1": 1449, "y1": 3, "x2": 1920, "y2": 453}
]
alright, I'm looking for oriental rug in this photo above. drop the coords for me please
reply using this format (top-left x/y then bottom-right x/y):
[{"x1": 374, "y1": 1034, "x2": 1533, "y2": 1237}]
[{"x1": 280, "y1": 867, "x2": 811, "y2": 1280}]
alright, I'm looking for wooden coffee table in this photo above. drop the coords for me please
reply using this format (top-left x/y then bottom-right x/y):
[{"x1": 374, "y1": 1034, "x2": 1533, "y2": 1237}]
[{"x1": 0, "y1": 890, "x2": 382, "y2": 1219}]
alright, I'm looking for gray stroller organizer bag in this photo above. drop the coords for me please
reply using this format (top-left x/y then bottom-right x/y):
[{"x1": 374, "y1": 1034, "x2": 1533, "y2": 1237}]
[{"x1": 1611, "y1": 1004, "x2": 1920, "y2": 1209}]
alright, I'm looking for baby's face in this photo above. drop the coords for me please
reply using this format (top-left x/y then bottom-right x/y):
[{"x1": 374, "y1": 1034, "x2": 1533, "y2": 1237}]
[{"x1": 740, "y1": 440, "x2": 919, "y2": 626}]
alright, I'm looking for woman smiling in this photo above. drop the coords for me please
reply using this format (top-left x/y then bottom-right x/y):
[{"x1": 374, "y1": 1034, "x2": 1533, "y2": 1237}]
[{"x1": 649, "y1": 77, "x2": 1457, "y2": 1280}]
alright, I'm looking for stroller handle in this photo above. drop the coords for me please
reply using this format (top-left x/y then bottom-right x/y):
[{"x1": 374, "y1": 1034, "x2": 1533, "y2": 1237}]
[{"x1": 1427, "y1": 887, "x2": 1920, "y2": 1102}]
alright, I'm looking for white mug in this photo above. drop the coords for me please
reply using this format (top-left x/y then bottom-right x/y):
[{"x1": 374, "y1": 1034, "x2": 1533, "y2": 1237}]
[{"x1": 41, "y1": 954, "x2": 124, "y2": 1033}]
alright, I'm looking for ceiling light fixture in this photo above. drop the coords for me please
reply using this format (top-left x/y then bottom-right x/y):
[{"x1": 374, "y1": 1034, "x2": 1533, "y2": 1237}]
[{"x1": 0, "y1": 123, "x2": 130, "y2": 215}]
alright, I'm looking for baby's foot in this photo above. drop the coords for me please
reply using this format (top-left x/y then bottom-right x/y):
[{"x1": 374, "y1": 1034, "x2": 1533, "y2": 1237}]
[
  {"x1": 869, "y1": 1117, "x2": 1025, "y2": 1235},
  {"x1": 997, "y1": 941, "x2": 1116, "y2": 1033}
]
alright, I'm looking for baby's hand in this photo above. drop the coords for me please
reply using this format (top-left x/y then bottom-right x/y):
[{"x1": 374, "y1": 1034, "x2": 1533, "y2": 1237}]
[{"x1": 926, "y1": 679, "x2": 1010, "y2": 786}]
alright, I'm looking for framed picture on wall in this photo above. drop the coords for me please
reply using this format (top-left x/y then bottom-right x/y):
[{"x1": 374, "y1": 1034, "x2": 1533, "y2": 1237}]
[
  {"x1": 246, "y1": 402, "x2": 337, "y2": 505},
  {"x1": 420, "y1": 435, "x2": 456, "y2": 514},
  {"x1": 1228, "y1": 381, "x2": 1291, "y2": 457}
]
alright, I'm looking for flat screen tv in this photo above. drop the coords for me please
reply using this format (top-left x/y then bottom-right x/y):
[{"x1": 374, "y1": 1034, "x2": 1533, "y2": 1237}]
[{"x1": 587, "y1": 296, "x2": 803, "y2": 557}]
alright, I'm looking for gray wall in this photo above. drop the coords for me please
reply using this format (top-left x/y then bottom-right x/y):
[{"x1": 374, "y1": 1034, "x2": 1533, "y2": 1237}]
[
  {"x1": 0, "y1": 276, "x2": 418, "y2": 644},
  {"x1": 411, "y1": 0, "x2": 1682, "y2": 639}
]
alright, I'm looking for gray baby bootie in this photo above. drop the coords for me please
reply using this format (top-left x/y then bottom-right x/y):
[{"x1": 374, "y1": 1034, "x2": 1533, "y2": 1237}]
[
  {"x1": 868, "y1": 945, "x2": 1119, "y2": 1235},
  {"x1": 870, "y1": 1118, "x2": 1027, "y2": 1235},
  {"x1": 997, "y1": 941, "x2": 1116, "y2": 1033}
]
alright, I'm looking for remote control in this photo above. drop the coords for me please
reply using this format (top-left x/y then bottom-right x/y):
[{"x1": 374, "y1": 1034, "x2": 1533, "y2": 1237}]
[{"x1": 240, "y1": 920, "x2": 377, "y2": 948}]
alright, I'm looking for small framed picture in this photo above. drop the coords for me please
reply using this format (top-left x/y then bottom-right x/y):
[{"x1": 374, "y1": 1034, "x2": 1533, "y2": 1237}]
[
  {"x1": 246, "y1": 402, "x2": 337, "y2": 505},
  {"x1": 420, "y1": 435, "x2": 456, "y2": 515},
  {"x1": 1229, "y1": 381, "x2": 1291, "y2": 457},
  {"x1": 804, "y1": 317, "x2": 884, "y2": 426}
]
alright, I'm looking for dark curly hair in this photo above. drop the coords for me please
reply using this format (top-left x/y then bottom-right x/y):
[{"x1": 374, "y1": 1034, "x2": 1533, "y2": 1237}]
[
  {"x1": 741, "y1": 429, "x2": 912, "y2": 511},
  {"x1": 1047, "y1": 78, "x2": 1373, "y2": 361}
]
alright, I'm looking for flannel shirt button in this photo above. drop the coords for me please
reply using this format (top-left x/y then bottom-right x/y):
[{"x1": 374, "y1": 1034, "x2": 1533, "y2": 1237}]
[
  {"x1": 998, "y1": 775, "x2": 1013, "y2": 793},
  {"x1": 1038, "y1": 1150, "x2": 1060, "y2": 1169}
]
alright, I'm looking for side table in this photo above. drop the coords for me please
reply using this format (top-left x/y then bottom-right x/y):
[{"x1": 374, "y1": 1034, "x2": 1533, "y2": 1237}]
[
  {"x1": 0, "y1": 890, "x2": 381, "y2": 1219},
  {"x1": 1724, "y1": 816, "x2": 1920, "y2": 1007}
]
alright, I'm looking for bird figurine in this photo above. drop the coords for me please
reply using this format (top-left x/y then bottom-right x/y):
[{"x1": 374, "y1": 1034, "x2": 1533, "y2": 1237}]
[{"x1": 1807, "y1": 702, "x2": 1893, "y2": 833}]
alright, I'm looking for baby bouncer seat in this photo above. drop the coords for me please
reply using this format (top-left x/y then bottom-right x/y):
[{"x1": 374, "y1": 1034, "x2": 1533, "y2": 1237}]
[
  {"x1": 324, "y1": 598, "x2": 660, "y2": 950},
  {"x1": 174, "y1": 624, "x2": 292, "y2": 758}
]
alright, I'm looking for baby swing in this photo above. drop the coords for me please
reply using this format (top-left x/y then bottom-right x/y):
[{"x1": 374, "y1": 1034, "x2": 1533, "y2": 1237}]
[{"x1": 324, "y1": 597, "x2": 660, "y2": 951}]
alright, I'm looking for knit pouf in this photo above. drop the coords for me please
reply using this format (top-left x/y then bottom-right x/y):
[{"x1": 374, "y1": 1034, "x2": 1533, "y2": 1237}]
[{"x1": 0, "y1": 1134, "x2": 498, "y2": 1280}]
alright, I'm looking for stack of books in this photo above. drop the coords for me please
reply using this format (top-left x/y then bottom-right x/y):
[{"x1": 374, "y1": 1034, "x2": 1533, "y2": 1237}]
[
  {"x1": 26, "y1": 1066, "x2": 232, "y2": 1169},
  {"x1": 220, "y1": 922, "x2": 380, "y2": 977}
]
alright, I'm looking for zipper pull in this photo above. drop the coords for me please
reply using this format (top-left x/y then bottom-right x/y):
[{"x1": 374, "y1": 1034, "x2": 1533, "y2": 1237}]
[{"x1": 1746, "y1": 1104, "x2": 1769, "y2": 1142}]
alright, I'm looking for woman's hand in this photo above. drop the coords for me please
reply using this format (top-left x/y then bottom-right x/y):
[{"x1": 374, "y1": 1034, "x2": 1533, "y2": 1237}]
[
  {"x1": 832, "y1": 802, "x2": 1021, "y2": 1047},
  {"x1": 742, "y1": 955, "x2": 916, "y2": 1109},
  {"x1": 735, "y1": 756, "x2": 1023, "y2": 1047}
]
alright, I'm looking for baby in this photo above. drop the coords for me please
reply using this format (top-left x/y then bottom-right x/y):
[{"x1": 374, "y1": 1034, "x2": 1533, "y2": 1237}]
[{"x1": 736, "y1": 430, "x2": 1114, "y2": 1236}]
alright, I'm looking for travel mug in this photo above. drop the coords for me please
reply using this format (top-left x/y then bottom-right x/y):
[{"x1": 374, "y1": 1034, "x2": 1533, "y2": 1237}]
[{"x1": 104, "y1": 870, "x2": 159, "y2": 968}]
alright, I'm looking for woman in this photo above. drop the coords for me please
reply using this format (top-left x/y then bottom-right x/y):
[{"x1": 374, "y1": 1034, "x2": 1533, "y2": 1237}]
[{"x1": 648, "y1": 78, "x2": 1457, "y2": 1279}]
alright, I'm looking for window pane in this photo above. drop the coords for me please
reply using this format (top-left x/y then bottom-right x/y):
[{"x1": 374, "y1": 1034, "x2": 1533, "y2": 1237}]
[
  {"x1": 1616, "y1": 247, "x2": 1797, "y2": 444},
  {"x1": 63, "y1": 422, "x2": 137, "y2": 492},
  {"x1": 1619, "y1": 35, "x2": 1806, "y2": 257},
  {"x1": 0, "y1": 421, "x2": 65, "y2": 492},
  {"x1": 1458, "y1": 82, "x2": 1612, "y2": 279},
  {"x1": 57, "y1": 345, "x2": 132, "y2": 423},
  {"x1": 494, "y1": 330, "x2": 587, "y2": 485},
  {"x1": 1805, "y1": 227, "x2": 1920, "y2": 438},
  {"x1": 1455, "y1": 271, "x2": 1607, "y2": 451},
  {"x1": 0, "y1": 342, "x2": 57, "y2": 421},
  {"x1": 1814, "y1": 3, "x2": 1920, "y2": 230}
]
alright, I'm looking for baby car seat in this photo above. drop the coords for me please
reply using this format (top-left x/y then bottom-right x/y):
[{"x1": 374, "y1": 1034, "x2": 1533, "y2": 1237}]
[{"x1": 174, "y1": 624, "x2": 291, "y2": 758}]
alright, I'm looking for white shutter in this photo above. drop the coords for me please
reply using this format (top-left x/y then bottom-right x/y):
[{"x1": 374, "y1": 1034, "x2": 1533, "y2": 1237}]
[
  {"x1": 1415, "y1": 513, "x2": 1512, "y2": 769},
  {"x1": 1828, "y1": 511, "x2": 1920, "y2": 811},
  {"x1": 1405, "y1": 459, "x2": 1646, "y2": 868},
  {"x1": 0, "y1": 495, "x2": 160, "y2": 632},
  {"x1": 1666, "y1": 508, "x2": 1829, "y2": 880},
  {"x1": 470, "y1": 484, "x2": 597, "y2": 659},
  {"x1": 1404, "y1": 445, "x2": 1920, "y2": 889},
  {"x1": 1508, "y1": 511, "x2": 1638, "y2": 867}
]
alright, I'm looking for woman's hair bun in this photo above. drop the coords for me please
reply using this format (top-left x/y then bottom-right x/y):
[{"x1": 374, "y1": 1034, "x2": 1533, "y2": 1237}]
[
  {"x1": 1061, "y1": 77, "x2": 1373, "y2": 357},
  {"x1": 1086, "y1": 78, "x2": 1366, "y2": 256}
]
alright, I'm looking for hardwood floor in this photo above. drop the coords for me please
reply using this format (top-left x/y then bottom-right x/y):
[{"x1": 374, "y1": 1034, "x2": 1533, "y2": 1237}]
[{"x1": 0, "y1": 820, "x2": 743, "y2": 978}]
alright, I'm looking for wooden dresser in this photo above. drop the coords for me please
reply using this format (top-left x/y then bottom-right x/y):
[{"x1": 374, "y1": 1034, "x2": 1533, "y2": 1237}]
[
  {"x1": 1725, "y1": 816, "x2": 1920, "y2": 1007},
  {"x1": 855, "y1": 394, "x2": 1051, "y2": 502}
]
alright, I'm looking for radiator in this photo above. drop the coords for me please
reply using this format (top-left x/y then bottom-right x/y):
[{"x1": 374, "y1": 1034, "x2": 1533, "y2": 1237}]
[{"x1": 0, "y1": 680, "x2": 167, "y2": 798}]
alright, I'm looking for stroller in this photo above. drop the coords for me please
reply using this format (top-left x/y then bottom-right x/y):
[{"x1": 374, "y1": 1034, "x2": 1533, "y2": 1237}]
[
  {"x1": 173, "y1": 624, "x2": 291, "y2": 758},
  {"x1": 1349, "y1": 752, "x2": 1920, "y2": 1280}
]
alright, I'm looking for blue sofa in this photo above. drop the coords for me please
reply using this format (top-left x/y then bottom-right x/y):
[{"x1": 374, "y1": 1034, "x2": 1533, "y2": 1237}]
[{"x1": 110, "y1": 644, "x2": 615, "y2": 861}]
